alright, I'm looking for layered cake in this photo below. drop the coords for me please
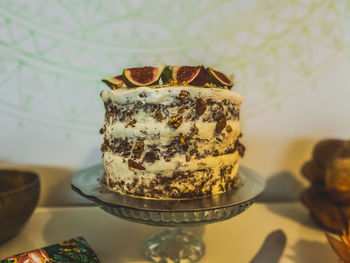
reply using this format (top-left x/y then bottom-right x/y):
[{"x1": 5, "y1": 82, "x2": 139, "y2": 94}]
[{"x1": 100, "y1": 66, "x2": 245, "y2": 199}]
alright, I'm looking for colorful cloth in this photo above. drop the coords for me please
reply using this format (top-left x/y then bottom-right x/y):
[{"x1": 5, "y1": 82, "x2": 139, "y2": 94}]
[{"x1": 1, "y1": 237, "x2": 100, "y2": 263}]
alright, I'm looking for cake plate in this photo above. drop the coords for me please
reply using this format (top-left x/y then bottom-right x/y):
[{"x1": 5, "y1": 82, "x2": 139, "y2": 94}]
[{"x1": 72, "y1": 165, "x2": 265, "y2": 263}]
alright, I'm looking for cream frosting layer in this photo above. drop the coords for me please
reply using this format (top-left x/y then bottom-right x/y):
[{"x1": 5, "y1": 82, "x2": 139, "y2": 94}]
[
  {"x1": 101, "y1": 85, "x2": 244, "y2": 199},
  {"x1": 101, "y1": 86, "x2": 243, "y2": 106},
  {"x1": 104, "y1": 151, "x2": 241, "y2": 199}
]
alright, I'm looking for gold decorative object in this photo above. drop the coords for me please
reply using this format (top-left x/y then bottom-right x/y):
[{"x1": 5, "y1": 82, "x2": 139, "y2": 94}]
[
  {"x1": 300, "y1": 139, "x2": 350, "y2": 233},
  {"x1": 326, "y1": 225, "x2": 350, "y2": 263}
]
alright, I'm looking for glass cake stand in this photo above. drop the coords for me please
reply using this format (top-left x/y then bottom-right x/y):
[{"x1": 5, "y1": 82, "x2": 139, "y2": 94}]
[{"x1": 72, "y1": 165, "x2": 265, "y2": 263}]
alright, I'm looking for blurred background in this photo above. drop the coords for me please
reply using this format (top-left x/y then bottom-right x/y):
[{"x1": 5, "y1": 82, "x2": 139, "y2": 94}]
[{"x1": 0, "y1": 0, "x2": 349, "y2": 205}]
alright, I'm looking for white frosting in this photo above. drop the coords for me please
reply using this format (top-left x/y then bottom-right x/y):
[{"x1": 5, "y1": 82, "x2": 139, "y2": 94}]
[
  {"x1": 104, "y1": 151, "x2": 240, "y2": 176},
  {"x1": 103, "y1": 151, "x2": 241, "y2": 199},
  {"x1": 101, "y1": 85, "x2": 243, "y2": 198},
  {"x1": 101, "y1": 86, "x2": 243, "y2": 106}
]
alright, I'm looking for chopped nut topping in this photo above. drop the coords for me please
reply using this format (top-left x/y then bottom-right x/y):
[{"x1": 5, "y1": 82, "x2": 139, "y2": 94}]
[
  {"x1": 196, "y1": 98, "x2": 207, "y2": 116},
  {"x1": 139, "y1": 92, "x2": 147, "y2": 98},
  {"x1": 132, "y1": 142, "x2": 145, "y2": 159},
  {"x1": 226, "y1": 125, "x2": 233, "y2": 133},
  {"x1": 135, "y1": 101, "x2": 143, "y2": 108},
  {"x1": 186, "y1": 154, "x2": 191, "y2": 162},
  {"x1": 125, "y1": 119, "x2": 137, "y2": 128},
  {"x1": 190, "y1": 148, "x2": 198, "y2": 155},
  {"x1": 177, "y1": 105, "x2": 185, "y2": 114},
  {"x1": 168, "y1": 115, "x2": 183, "y2": 129},
  {"x1": 215, "y1": 114, "x2": 227, "y2": 134},
  {"x1": 235, "y1": 141, "x2": 245, "y2": 157},
  {"x1": 155, "y1": 110, "x2": 164, "y2": 122},
  {"x1": 128, "y1": 159, "x2": 145, "y2": 170},
  {"x1": 204, "y1": 83, "x2": 218, "y2": 88},
  {"x1": 151, "y1": 105, "x2": 157, "y2": 112},
  {"x1": 188, "y1": 124, "x2": 199, "y2": 137},
  {"x1": 144, "y1": 151, "x2": 159, "y2": 164},
  {"x1": 179, "y1": 133, "x2": 188, "y2": 151},
  {"x1": 107, "y1": 113, "x2": 115, "y2": 121},
  {"x1": 99, "y1": 127, "x2": 105, "y2": 134},
  {"x1": 100, "y1": 142, "x2": 108, "y2": 152},
  {"x1": 176, "y1": 90, "x2": 190, "y2": 100},
  {"x1": 168, "y1": 79, "x2": 178, "y2": 85}
]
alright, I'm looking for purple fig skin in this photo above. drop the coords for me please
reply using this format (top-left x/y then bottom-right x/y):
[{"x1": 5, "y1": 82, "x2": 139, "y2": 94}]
[{"x1": 174, "y1": 66, "x2": 209, "y2": 86}]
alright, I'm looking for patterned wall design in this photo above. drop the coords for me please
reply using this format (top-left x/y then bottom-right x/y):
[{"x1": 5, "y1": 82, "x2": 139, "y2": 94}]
[{"x1": 0, "y1": 0, "x2": 349, "y2": 137}]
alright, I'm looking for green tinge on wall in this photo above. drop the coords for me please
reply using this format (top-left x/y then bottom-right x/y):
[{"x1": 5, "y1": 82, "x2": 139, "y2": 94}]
[{"x1": 0, "y1": 0, "x2": 349, "y2": 135}]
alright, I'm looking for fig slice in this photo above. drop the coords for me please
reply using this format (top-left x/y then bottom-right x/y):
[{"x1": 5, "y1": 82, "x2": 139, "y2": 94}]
[
  {"x1": 123, "y1": 66, "x2": 164, "y2": 87},
  {"x1": 208, "y1": 68, "x2": 233, "y2": 87},
  {"x1": 102, "y1": 75, "x2": 125, "y2": 90},
  {"x1": 172, "y1": 66, "x2": 209, "y2": 86}
]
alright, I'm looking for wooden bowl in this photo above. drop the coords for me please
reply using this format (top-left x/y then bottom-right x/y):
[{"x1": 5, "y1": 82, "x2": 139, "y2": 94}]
[{"x1": 0, "y1": 170, "x2": 40, "y2": 243}]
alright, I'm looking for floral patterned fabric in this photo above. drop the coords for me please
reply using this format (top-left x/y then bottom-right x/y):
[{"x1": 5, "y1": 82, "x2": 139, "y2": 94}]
[{"x1": 1, "y1": 237, "x2": 100, "y2": 263}]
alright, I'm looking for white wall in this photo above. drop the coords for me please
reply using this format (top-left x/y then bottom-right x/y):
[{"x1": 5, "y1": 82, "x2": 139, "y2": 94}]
[{"x1": 0, "y1": 0, "x2": 349, "y2": 205}]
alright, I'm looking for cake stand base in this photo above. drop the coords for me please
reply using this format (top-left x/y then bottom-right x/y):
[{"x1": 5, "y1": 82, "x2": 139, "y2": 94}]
[{"x1": 143, "y1": 227, "x2": 204, "y2": 263}]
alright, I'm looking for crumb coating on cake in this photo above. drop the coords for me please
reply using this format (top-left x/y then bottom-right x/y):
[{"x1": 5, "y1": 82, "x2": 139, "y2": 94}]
[{"x1": 100, "y1": 86, "x2": 245, "y2": 199}]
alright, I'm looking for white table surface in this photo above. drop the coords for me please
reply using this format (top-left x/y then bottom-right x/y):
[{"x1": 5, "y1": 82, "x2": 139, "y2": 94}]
[{"x1": 0, "y1": 202, "x2": 338, "y2": 263}]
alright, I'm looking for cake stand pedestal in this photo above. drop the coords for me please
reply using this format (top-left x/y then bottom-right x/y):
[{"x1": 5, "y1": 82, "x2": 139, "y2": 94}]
[{"x1": 72, "y1": 165, "x2": 265, "y2": 263}]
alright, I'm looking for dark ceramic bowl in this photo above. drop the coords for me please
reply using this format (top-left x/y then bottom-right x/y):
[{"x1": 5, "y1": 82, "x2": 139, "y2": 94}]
[{"x1": 0, "y1": 170, "x2": 40, "y2": 243}]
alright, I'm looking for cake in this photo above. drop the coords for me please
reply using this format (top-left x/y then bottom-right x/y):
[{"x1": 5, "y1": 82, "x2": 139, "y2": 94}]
[{"x1": 100, "y1": 66, "x2": 245, "y2": 199}]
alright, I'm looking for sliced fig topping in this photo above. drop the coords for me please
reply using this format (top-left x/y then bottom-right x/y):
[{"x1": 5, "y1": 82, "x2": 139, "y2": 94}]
[
  {"x1": 226, "y1": 125, "x2": 233, "y2": 133},
  {"x1": 215, "y1": 114, "x2": 227, "y2": 134},
  {"x1": 102, "y1": 75, "x2": 125, "y2": 90},
  {"x1": 123, "y1": 66, "x2": 163, "y2": 87},
  {"x1": 154, "y1": 110, "x2": 164, "y2": 122},
  {"x1": 168, "y1": 115, "x2": 183, "y2": 129},
  {"x1": 128, "y1": 159, "x2": 145, "y2": 170},
  {"x1": 173, "y1": 66, "x2": 209, "y2": 86},
  {"x1": 144, "y1": 151, "x2": 159, "y2": 164},
  {"x1": 103, "y1": 66, "x2": 234, "y2": 89},
  {"x1": 125, "y1": 119, "x2": 137, "y2": 128},
  {"x1": 208, "y1": 68, "x2": 233, "y2": 87},
  {"x1": 196, "y1": 98, "x2": 207, "y2": 116},
  {"x1": 176, "y1": 90, "x2": 190, "y2": 100},
  {"x1": 132, "y1": 142, "x2": 145, "y2": 159}
]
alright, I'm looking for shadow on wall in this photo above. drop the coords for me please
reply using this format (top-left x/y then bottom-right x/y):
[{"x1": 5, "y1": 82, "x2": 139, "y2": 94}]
[
  {"x1": 252, "y1": 138, "x2": 318, "y2": 202},
  {"x1": 256, "y1": 171, "x2": 305, "y2": 202},
  {"x1": 0, "y1": 160, "x2": 93, "y2": 206}
]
